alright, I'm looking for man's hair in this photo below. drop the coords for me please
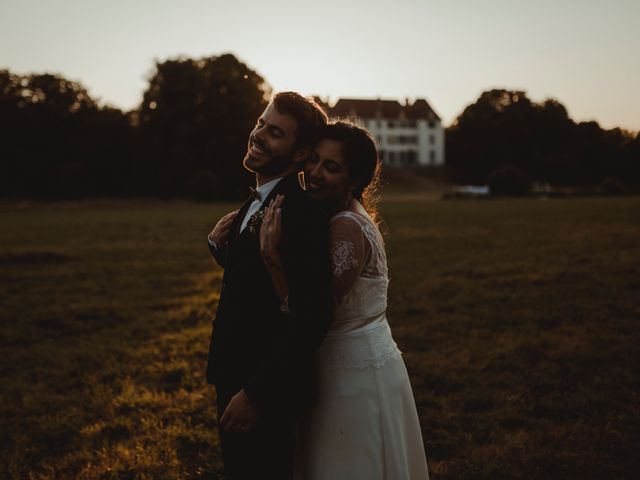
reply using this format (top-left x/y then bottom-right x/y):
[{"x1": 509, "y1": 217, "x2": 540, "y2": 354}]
[{"x1": 272, "y1": 92, "x2": 328, "y2": 148}]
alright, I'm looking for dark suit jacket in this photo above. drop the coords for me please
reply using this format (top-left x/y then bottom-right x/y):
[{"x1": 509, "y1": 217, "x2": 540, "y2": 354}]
[{"x1": 206, "y1": 173, "x2": 333, "y2": 412}]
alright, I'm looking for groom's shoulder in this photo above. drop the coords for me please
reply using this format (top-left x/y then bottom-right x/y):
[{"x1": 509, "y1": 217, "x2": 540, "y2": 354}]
[
  {"x1": 283, "y1": 189, "x2": 329, "y2": 235},
  {"x1": 280, "y1": 176, "x2": 323, "y2": 211},
  {"x1": 291, "y1": 189, "x2": 326, "y2": 217}
]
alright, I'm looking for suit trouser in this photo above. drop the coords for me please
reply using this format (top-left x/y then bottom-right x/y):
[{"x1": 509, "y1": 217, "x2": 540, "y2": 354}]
[{"x1": 216, "y1": 387, "x2": 295, "y2": 480}]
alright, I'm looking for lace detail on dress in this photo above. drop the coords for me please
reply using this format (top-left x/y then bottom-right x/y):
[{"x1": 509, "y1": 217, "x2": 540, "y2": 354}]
[
  {"x1": 318, "y1": 321, "x2": 402, "y2": 371},
  {"x1": 332, "y1": 240, "x2": 359, "y2": 277},
  {"x1": 330, "y1": 211, "x2": 387, "y2": 279}
]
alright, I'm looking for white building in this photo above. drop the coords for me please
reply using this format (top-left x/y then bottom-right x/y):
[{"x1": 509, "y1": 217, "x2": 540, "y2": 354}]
[{"x1": 326, "y1": 98, "x2": 445, "y2": 167}]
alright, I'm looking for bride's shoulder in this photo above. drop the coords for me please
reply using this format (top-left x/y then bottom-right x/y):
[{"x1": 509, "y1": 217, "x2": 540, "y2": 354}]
[
  {"x1": 331, "y1": 201, "x2": 372, "y2": 224},
  {"x1": 330, "y1": 210, "x2": 382, "y2": 249},
  {"x1": 331, "y1": 210, "x2": 361, "y2": 223},
  {"x1": 330, "y1": 211, "x2": 369, "y2": 233}
]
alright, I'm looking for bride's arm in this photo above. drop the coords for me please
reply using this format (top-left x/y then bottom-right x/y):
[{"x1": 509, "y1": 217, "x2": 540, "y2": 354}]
[
  {"x1": 261, "y1": 202, "x2": 372, "y2": 310},
  {"x1": 259, "y1": 195, "x2": 290, "y2": 306},
  {"x1": 330, "y1": 214, "x2": 371, "y2": 306}
]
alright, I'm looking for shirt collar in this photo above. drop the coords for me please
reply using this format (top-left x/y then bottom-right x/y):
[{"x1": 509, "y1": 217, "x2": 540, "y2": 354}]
[{"x1": 254, "y1": 177, "x2": 283, "y2": 202}]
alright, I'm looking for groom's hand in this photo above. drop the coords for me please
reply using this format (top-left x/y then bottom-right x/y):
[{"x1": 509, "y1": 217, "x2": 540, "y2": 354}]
[{"x1": 219, "y1": 389, "x2": 259, "y2": 433}]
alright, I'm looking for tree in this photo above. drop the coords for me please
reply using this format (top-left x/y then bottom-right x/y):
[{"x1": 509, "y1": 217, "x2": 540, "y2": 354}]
[
  {"x1": 446, "y1": 89, "x2": 571, "y2": 184},
  {"x1": 488, "y1": 166, "x2": 531, "y2": 196},
  {"x1": 620, "y1": 133, "x2": 640, "y2": 183},
  {"x1": 445, "y1": 89, "x2": 638, "y2": 187},
  {"x1": 0, "y1": 53, "x2": 273, "y2": 200},
  {"x1": 0, "y1": 70, "x2": 132, "y2": 198},
  {"x1": 137, "y1": 53, "x2": 271, "y2": 199}
]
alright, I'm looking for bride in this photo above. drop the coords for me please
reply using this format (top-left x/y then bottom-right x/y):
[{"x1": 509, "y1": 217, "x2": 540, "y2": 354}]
[{"x1": 259, "y1": 121, "x2": 430, "y2": 479}]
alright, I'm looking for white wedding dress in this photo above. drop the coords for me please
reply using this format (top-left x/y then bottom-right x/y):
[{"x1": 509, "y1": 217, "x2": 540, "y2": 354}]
[{"x1": 294, "y1": 211, "x2": 430, "y2": 480}]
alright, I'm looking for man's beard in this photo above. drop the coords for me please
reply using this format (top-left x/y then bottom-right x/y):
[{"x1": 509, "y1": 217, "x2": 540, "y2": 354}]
[{"x1": 242, "y1": 147, "x2": 296, "y2": 178}]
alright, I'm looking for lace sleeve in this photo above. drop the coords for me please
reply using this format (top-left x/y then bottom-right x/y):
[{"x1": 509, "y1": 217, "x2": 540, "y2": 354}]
[{"x1": 330, "y1": 214, "x2": 371, "y2": 305}]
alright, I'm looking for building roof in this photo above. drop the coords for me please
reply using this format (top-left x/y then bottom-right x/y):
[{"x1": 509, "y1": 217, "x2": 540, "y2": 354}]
[
  {"x1": 329, "y1": 97, "x2": 440, "y2": 122},
  {"x1": 406, "y1": 99, "x2": 441, "y2": 121}
]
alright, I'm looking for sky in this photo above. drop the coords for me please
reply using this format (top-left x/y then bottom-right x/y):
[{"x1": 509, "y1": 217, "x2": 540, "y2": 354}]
[{"x1": 1, "y1": 0, "x2": 639, "y2": 131}]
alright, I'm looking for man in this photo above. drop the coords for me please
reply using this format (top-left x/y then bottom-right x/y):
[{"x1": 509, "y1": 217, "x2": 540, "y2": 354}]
[{"x1": 206, "y1": 92, "x2": 333, "y2": 479}]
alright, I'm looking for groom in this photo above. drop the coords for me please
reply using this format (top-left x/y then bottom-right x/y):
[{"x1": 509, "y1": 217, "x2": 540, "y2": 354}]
[{"x1": 206, "y1": 92, "x2": 333, "y2": 479}]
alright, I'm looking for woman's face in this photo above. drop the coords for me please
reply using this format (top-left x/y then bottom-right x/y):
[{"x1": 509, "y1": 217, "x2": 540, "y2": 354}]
[{"x1": 304, "y1": 139, "x2": 353, "y2": 205}]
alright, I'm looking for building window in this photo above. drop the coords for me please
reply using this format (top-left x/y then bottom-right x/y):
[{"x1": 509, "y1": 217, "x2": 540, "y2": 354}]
[
  {"x1": 430, "y1": 150, "x2": 436, "y2": 163},
  {"x1": 429, "y1": 134, "x2": 435, "y2": 145},
  {"x1": 388, "y1": 151, "x2": 396, "y2": 166},
  {"x1": 388, "y1": 135, "x2": 418, "y2": 145},
  {"x1": 388, "y1": 120, "x2": 395, "y2": 128},
  {"x1": 408, "y1": 150, "x2": 417, "y2": 166}
]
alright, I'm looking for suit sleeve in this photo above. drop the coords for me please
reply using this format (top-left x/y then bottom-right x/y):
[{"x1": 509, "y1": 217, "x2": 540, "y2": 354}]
[
  {"x1": 243, "y1": 198, "x2": 333, "y2": 407},
  {"x1": 208, "y1": 238, "x2": 228, "y2": 269}
]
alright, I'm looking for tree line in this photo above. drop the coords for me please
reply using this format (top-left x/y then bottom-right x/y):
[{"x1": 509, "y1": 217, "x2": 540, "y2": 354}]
[
  {"x1": 1, "y1": 54, "x2": 268, "y2": 200},
  {"x1": 446, "y1": 89, "x2": 640, "y2": 192},
  {"x1": 1, "y1": 54, "x2": 638, "y2": 200}
]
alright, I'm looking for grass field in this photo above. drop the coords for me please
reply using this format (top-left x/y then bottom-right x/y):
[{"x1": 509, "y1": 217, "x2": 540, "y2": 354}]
[{"x1": 1, "y1": 197, "x2": 639, "y2": 479}]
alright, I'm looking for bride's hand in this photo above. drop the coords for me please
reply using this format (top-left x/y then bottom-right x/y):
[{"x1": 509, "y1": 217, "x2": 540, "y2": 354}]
[
  {"x1": 208, "y1": 209, "x2": 239, "y2": 247},
  {"x1": 260, "y1": 194, "x2": 284, "y2": 269}
]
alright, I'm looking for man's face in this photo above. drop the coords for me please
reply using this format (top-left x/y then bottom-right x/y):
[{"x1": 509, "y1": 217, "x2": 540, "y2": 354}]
[{"x1": 243, "y1": 103, "x2": 300, "y2": 178}]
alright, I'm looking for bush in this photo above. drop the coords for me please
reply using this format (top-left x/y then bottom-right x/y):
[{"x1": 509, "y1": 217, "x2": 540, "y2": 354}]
[
  {"x1": 598, "y1": 177, "x2": 626, "y2": 196},
  {"x1": 488, "y1": 166, "x2": 532, "y2": 196}
]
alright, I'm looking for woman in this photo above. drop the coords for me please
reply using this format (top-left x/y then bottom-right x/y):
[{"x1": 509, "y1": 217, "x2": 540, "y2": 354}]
[{"x1": 259, "y1": 121, "x2": 430, "y2": 480}]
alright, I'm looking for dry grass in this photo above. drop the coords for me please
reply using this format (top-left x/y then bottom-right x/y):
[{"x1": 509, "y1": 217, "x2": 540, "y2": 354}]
[{"x1": 1, "y1": 197, "x2": 639, "y2": 479}]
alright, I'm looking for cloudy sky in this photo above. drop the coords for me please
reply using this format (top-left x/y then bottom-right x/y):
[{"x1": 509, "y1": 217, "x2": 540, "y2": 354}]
[{"x1": 2, "y1": 0, "x2": 638, "y2": 130}]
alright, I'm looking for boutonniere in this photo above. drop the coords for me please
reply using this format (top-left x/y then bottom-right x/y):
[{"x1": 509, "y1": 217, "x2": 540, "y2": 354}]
[{"x1": 246, "y1": 209, "x2": 265, "y2": 235}]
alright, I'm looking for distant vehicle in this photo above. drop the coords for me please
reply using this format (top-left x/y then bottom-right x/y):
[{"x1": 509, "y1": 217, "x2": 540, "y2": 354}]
[{"x1": 452, "y1": 185, "x2": 490, "y2": 195}]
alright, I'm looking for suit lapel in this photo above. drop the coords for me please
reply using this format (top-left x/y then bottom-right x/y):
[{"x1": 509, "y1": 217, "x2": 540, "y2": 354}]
[
  {"x1": 236, "y1": 173, "x2": 301, "y2": 241},
  {"x1": 225, "y1": 174, "x2": 302, "y2": 275},
  {"x1": 260, "y1": 173, "x2": 301, "y2": 210},
  {"x1": 230, "y1": 196, "x2": 253, "y2": 242}
]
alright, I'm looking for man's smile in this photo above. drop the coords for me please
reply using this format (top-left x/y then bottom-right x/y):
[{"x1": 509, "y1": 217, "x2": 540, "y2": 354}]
[{"x1": 248, "y1": 138, "x2": 270, "y2": 158}]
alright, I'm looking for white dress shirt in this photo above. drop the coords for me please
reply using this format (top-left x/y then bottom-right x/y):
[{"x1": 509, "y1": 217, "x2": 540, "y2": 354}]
[
  {"x1": 208, "y1": 176, "x2": 284, "y2": 249},
  {"x1": 239, "y1": 177, "x2": 283, "y2": 233}
]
